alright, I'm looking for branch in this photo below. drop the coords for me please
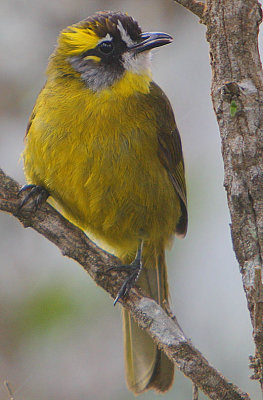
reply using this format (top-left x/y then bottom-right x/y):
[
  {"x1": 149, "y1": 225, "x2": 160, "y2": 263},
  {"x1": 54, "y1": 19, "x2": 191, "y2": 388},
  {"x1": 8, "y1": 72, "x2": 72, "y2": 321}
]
[
  {"x1": 174, "y1": 0, "x2": 263, "y2": 392},
  {"x1": 0, "y1": 168, "x2": 251, "y2": 400},
  {"x1": 173, "y1": 0, "x2": 206, "y2": 19}
]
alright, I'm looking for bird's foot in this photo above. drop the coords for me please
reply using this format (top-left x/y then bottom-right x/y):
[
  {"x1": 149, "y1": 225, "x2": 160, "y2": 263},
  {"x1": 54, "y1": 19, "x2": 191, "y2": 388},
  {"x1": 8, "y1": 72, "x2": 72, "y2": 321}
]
[
  {"x1": 109, "y1": 257, "x2": 143, "y2": 306},
  {"x1": 18, "y1": 184, "x2": 49, "y2": 211}
]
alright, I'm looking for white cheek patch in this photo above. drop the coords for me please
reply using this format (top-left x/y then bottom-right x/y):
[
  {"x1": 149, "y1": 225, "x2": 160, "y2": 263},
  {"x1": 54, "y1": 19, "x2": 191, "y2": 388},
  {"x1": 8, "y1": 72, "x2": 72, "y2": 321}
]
[
  {"x1": 122, "y1": 51, "x2": 152, "y2": 74},
  {"x1": 117, "y1": 20, "x2": 136, "y2": 47},
  {"x1": 98, "y1": 33, "x2": 113, "y2": 44},
  {"x1": 117, "y1": 20, "x2": 151, "y2": 75}
]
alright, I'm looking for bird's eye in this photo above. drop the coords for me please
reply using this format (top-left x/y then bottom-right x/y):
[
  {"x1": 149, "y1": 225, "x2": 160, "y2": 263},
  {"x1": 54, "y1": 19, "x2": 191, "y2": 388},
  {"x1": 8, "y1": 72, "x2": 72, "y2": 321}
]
[{"x1": 98, "y1": 41, "x2": 114, "y2": 54}]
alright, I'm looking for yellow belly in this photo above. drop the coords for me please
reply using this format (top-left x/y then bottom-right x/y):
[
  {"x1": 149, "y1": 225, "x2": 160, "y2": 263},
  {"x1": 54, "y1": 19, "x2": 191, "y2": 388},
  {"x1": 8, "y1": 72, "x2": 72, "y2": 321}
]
[{"x1": 23, "y1": 76, "x2": 180, "y2": 256}]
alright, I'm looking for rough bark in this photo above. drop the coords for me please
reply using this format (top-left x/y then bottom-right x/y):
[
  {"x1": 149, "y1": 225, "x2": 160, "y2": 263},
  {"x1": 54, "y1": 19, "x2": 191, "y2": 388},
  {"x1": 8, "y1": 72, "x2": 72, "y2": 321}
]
[
  {"x1": 175, "y1": 0, "x2": 263, "y2": 392},
  {"x1": 0, "y1": 169, "x2": 250, "y2": 400}
]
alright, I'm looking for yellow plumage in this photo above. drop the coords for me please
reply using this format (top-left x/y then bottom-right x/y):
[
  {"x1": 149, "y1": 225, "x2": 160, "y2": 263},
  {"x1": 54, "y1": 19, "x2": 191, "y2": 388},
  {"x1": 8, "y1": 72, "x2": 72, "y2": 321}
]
[
  {"x1": 22, "y1": 11, "x2": 187, "y2": 394},
  {"x1": 24, "y1": 73, "x2": 181, "y2": 256}
]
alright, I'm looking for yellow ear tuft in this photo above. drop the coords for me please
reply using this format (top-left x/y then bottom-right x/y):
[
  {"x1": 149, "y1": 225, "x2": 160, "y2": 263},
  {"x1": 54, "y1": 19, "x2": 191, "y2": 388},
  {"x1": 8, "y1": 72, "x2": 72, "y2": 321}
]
[{"x1": 59, "y1": 26, "x2": 99, "y2": 56}]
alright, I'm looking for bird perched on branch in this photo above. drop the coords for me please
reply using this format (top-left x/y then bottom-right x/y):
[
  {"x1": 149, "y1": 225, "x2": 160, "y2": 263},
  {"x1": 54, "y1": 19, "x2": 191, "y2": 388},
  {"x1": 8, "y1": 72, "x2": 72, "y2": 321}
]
[{"x1": 21, "y1": 11, "x2": 187, "y2": 394}]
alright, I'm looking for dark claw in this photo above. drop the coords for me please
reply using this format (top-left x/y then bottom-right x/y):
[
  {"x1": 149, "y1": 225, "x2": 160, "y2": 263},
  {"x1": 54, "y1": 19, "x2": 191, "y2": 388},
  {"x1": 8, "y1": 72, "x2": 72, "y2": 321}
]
[
  {"x1": 113, "y1": 269, "x2": 140, "y2": 305},
  {"x1": 18, "y1": 184, "x2": 49, "y2": 211},
  {"x1": 111, "y1": 256, "x2": 142, "y2": 306},
  {"x1": 18, "y1": 184, "x2": 36, "y2": 195},
  {"x1": 111, "y1": 241, "x2": 143, "y2": 305}
]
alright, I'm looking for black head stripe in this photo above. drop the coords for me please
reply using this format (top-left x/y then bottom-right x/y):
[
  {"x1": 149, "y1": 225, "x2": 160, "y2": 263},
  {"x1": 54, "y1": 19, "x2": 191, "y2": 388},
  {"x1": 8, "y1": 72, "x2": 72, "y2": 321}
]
[{"x1": 76, "y1": 12, "x2": 142, "y2": 43}]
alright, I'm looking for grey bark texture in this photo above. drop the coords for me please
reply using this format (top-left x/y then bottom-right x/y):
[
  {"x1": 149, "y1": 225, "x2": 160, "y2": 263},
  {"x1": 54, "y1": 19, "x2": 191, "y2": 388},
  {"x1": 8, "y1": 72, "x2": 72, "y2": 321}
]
[{"x1": 175, "y1": 0, "x2": 263, "y2": 393}]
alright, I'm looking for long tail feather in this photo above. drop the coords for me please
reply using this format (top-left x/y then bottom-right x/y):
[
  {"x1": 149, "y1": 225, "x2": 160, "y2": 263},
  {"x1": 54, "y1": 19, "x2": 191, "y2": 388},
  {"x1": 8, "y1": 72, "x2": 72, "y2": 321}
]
[{"x1": 123, "y1": 245, "x2": 174, "y2": 393}]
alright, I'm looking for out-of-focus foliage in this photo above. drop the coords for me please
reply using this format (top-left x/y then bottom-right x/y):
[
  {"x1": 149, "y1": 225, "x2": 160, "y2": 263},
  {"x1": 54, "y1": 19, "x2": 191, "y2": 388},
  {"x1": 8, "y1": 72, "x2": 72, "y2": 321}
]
[
  {"x1": 15, "y1": 285, "x2": 79, "y2": 334},
  {"x1": 0, "y1": 1, "x2": 262, "y2": 399}
]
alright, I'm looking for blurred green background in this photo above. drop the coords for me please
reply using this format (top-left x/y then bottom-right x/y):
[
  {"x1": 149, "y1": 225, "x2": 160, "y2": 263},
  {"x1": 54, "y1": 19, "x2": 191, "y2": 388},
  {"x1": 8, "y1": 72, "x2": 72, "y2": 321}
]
[{"x1": 0, "y1": 0, "x2": 262, "y2": 399}]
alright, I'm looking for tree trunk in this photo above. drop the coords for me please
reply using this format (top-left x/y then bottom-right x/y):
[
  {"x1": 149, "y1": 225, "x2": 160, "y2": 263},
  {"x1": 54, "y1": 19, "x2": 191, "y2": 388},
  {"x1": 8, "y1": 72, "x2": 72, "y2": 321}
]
[{"x1": 175, "y1": 0, "x2": 263, "y2": 392}]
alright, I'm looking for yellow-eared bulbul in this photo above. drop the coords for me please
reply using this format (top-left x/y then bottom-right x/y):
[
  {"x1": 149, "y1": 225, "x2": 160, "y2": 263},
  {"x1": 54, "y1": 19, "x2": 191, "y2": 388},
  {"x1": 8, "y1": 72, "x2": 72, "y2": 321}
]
[{"x1": 21, "y1": 11, "x2": 187, "y2": 394}]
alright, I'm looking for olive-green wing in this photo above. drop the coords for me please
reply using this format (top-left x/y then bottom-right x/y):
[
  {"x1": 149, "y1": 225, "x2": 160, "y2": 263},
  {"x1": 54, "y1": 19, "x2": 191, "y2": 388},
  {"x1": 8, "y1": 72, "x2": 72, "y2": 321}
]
[{"x1": 150, "y1": 81, "x2": 188, "y2": 236}]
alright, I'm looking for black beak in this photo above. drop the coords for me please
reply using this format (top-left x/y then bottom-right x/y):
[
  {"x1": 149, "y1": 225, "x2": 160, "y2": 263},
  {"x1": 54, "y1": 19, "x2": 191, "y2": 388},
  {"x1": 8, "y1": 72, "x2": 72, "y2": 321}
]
[{"x1": 129, "y1": 32, "x2": 173, "y2": 54}]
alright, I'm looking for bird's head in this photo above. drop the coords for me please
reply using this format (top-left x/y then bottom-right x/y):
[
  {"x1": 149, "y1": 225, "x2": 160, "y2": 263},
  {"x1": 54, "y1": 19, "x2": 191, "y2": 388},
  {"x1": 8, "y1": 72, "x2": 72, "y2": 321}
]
[{"x1": 49, "y1": 11, "x2": 173, "y2": 92}]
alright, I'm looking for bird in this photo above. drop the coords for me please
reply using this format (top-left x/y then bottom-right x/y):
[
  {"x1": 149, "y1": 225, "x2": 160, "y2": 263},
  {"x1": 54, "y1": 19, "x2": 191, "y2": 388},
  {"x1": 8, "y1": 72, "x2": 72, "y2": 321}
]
[{"x1": 20, "y1": 11, "x2": 187, "y2": 394}]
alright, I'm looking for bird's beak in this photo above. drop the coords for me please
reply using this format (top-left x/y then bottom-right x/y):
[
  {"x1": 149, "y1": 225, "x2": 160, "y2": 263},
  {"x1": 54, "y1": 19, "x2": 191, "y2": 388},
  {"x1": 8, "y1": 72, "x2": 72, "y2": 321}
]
[{"x1": 129, "y1": 32, "x2": 173, "y2": 54}]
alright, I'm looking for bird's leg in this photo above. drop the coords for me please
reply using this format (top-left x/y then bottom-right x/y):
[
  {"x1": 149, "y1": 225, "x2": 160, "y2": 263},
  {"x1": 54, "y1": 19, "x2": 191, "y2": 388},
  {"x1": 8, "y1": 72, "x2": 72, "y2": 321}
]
[
  {"x1": 18, "y1": 184, "x2": 49, "y2": 211},
  {"x1": 111, "y1": 240, "x2": 143, "y2": 306}
]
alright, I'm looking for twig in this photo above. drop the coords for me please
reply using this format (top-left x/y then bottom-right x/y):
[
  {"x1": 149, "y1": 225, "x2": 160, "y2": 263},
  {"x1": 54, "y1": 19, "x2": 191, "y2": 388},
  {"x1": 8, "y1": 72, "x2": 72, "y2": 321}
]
[
  {"x1": 4, "y1": 381, "x2": 15, "y2": 400},
  {"x1": 173, "y1": 0, "x2": 206, "y2": 19},
  {"x1": 193, "y1": 383, "x2": 199, "y2": 400},
  {"x1": 0, "y1": 168, "x2": 251, "y2": 400}
]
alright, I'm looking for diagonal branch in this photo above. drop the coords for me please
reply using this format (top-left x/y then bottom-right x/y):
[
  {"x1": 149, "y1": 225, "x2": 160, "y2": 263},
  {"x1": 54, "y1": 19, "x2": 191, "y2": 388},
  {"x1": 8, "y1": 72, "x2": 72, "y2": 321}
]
[{"x1": 0, "y1": 168, "x2": 250, "y2": 400}]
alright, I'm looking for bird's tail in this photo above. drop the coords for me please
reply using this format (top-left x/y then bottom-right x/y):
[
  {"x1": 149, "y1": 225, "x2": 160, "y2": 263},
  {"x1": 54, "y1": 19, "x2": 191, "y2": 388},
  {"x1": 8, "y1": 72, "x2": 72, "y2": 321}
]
[{"x1": 122, "y1": 244, "x2": 174, "y2": 393}]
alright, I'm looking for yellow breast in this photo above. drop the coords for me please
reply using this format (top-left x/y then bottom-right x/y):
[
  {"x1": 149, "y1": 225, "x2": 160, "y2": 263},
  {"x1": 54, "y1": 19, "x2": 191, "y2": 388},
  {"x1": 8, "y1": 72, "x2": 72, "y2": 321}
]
[{"x1": 24, "y1": 71, "x2": 180, "y2": 255}]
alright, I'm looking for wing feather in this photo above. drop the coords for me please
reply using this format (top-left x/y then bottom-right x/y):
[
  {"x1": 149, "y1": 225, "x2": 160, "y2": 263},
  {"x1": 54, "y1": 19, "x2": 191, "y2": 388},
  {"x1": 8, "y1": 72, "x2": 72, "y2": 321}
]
[{"x1": 150, "y1": 82, "x2": 188, "y2": 236}]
